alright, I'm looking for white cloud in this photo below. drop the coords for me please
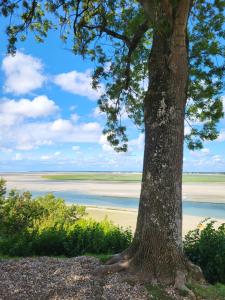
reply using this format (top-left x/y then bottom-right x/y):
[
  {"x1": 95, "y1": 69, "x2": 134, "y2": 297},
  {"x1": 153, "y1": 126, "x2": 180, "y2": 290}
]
[
  {"x1": 12, "y1": 153, "x2": 23, "y2": 161},
  {"x1": 201, "y1": 148, "x2": 210, "y2": 155},
  {"x1": 97, "y1": 134, "x2": 144, "y2": 170},
  {"x1": 222, "y1": 96, "x2": 225, "y2": 113},
  {"x1": 0, "y1": 147, "x2": 13, "y2": 153},
  {"x1": 185, "y1": 148, "x2": 225, "y2": 170},
  {"x1": 82, "y1": 122, "x2": 100, "y2": 131},
  {"x1": 40, "y1": 151, "x2": 61, "y2": 161},
  {"x1": 70, "y1": 113, "x2": 79, "y2": 122},
  {"x1": 217, "y1": 130, "x2": 225, "y2": 142},
  {"x1": 0, "y1": 113, "x2": 18, "y2": 127},
  {"x1": 2, "y1": 51, "x2": 46, "y2": 95},
  {"x1": 53, "y1": 70, "x2": 104, "y2": 100},
  {"x1": 0, "y1": 96, "x2": 59, "y2": 126},
  {"x1": 99, "y1": 134, "x2": 113, "y2": 152},
  {"x1": 51, "y1": 119, "x2": 74, "y2": 132},
  {"x1": 212, "y1": 155, "x2": 224, "y2": 164},
  {"x1": 54, "y1": 151, "x2": 61, "y2": 156},
  {"x1": 0, "y1": 96, "x2": 59, "y2": 130},
  {"x1": 92, "y1": 104, "x2": 128, "y2": 121},
  {"x1": 40, "y1": 155, "x2": 52, "y2": 161},
  {"x1": 129, "y1": 133, "x2": 144, "y2": 151},
  {"x1": 72, "y1": 146, "x2": 80, "y2": 151},
  {"x1": 190, "y1": 148, "x2": 210, "y2": 157},
  {"x1": 0, "y1": 116, "x2": 102, "y2": 151},
  {"x1": 70, "y1": 105, "x2": 77, "y2": 111},
  {"x1": 16, "y1": 140, "x2": 53, "y2": 151},
  {"x1": 99, "y1": 132, "x2": 144, "y2": 154},
  {"x1": 92, "y1": 107, "x2": 105, "y2": 118},
  {"x1": 184, "y1": 122, "x2": 191, "y2": 135}
]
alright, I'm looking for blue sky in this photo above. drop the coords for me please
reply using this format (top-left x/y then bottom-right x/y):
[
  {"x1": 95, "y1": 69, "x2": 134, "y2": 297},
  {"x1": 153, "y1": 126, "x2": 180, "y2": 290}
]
[{"x1": 0, "y1": 26, "x2": 224, "y2": 172}]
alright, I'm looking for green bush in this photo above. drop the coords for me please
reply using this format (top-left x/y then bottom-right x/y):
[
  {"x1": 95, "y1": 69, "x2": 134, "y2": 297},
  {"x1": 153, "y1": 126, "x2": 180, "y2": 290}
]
[
  {"x1": 0, "y1": 179, "x2": 132, "y2": 257},
  {"x1": 0, "y1": 189, "x2": 45, "y2": 236},
  {"x1": 184, "y1": 219, "x2": 225, "y2": 284},
  {"x1": 65, "y1": 219, "x2": 132, "y2": 256}
]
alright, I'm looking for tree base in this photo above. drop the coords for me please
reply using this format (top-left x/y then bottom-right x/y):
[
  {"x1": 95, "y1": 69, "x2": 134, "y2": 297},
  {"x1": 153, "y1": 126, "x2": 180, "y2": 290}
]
[{"x1": 93, "y1": 250, "x2": 205, "y2": 299}]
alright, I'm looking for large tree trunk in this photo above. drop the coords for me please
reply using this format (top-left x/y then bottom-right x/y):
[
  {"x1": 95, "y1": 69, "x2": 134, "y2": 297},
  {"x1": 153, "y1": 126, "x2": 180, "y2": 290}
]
[
  {"x1": 100, "y1": 0, "x2": 200, "y2": 287},
  {"x1": 129, "y1": 0, "x2": 191, "y2": 283}
]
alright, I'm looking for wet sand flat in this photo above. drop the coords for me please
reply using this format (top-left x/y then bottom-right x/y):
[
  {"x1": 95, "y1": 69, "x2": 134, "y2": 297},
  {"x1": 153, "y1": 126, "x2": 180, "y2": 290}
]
[
  {"x1": 1, "y1": 172, "x2": 225, "y2": 235},
  {"x1": 2, "y1": 172, "x2": 225, "y2": 203}
]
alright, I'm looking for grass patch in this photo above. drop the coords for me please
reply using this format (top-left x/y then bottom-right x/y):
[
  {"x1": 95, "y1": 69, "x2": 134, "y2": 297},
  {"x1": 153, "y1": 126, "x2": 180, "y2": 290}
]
[
  {"x1": 146, "y1": 283, "x2": 225, "y2": 300},
  {"x1": 188, "y1": 282, "x2": 225, "y2": 300},
  {"x1": 0, "y1": 254, "x2": 21, "y2": 261},
  {"x1": 146, "y1": 285, "x2": 174, "y2": 300},
  {"x1": 0, "y1": 253, "x2": 112, "y2": 263},
  {"x1": 85, "y1": 253, "x2": 113, "y2": 263},
  {"x1": 42, "y1": 173, "x2": 225, "y2": 183}
]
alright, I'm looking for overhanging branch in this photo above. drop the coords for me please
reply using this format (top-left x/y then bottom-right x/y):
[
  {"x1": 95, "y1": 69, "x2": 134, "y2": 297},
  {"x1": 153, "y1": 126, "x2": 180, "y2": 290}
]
[{"x1": 124, "y1": 20, "x2": 149, "y2": 89}]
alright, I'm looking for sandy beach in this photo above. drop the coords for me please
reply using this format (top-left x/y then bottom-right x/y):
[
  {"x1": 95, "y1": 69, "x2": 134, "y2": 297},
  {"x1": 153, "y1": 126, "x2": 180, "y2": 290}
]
[
  {"x1": 1, "y1": 172, "x2": 225, "y2": 235},
  {"x1": 86, "y1": 206, "x2": 224, "y2": 236}
]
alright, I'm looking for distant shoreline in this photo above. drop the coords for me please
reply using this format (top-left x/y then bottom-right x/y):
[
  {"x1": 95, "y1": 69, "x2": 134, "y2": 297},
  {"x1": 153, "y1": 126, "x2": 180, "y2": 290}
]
[
  {"x1": 1, "y1": 172, "x2": 225, "y2": 235},
  {"x1": 1, "y1": 171, "x2": 225, "y2": 174},
  {"x1": 1, "y1": 171, "x2": 225, "y2": 204}
]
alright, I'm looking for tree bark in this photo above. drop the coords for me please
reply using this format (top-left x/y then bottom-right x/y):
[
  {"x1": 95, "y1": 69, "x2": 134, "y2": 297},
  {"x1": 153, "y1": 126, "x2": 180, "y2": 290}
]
[
  {"x1": 100, "y1": 0, "x2": 197, "y2": 286},
  {"x1": 127, "y1": 0, "x2": 191, "y2": 283}
]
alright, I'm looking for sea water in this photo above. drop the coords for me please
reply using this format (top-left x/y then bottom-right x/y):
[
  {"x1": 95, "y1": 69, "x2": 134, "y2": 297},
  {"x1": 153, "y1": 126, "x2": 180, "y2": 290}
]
[{"x1": 30, "y1": 190, "x2": 225, "y2": 220}]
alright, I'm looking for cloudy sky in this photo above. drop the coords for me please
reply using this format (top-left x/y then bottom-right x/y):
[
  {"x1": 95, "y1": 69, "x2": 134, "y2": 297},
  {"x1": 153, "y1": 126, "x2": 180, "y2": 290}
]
[{"x1": 0, "y1": 23, "x2": 224, "y2": 172}]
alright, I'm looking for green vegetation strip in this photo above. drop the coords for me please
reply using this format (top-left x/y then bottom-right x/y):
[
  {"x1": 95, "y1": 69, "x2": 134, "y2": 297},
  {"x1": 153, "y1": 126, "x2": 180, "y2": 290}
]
[
  {"x1": 42, "y1": 173, "x2": 225, "y2": 183},
  {"x1": 42, "y1": 174, "x2": 141, "y2": 181},
  {"x1": 187, "y1": 283, "x2": 225, "y2": 300}
]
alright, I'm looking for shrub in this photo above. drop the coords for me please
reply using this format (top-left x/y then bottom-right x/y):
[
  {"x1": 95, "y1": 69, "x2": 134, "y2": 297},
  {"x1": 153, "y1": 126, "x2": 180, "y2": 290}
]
[
  {"x1": 184, "y1": 219, "x2": 225, "y2": 284},
  {"x1": 0, "y1": 189, "x2": 45, "y2": 236},
  {"x1": 0, "y1": 178, "x2": 7, "y2": 197},
  {"x1": 64, "y1": 218, "x2": 132, "y2": 256},
  {"x1": 31, "y1": 226, "x2": 68, "y2": 256},
  {"x1": 0, "y1": 179, "x2": 132, "y2": 257}
]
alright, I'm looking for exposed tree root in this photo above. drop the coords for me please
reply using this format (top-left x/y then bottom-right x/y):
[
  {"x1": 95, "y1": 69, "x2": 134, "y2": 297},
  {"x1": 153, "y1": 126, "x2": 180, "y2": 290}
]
[
  {"x1": 187, "y1": 261, "x2": 205, "y2": 283},
  {"x1": 93, "y1": 249, "x2": 204, "y2": 300},
  {"x1": 104, "y1": 253, "x2": 126, "y2": 265},
  {"x1": 93, "y1": 259, "x2": 130, "y2": 276},
  {"x1": 105, "y1": 247, "x2": 134, "y2": 265},
  {"x1": 174, "y1": 270, "x2": 196, "y2": 299}
]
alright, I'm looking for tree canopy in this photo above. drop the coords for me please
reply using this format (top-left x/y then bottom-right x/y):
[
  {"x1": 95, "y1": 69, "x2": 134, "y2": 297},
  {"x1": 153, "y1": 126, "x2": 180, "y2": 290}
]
[{"x1": 1, "y1": 0, "x2": 224, "y2": 151}]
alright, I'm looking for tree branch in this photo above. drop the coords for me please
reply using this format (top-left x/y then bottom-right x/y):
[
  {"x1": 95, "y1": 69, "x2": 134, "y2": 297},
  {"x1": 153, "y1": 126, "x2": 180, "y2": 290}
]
[
  {"x1": 73, "y1": 4, "x2": 149, "y2": 91},
  {"x1": 23, "y1": 0, "x2": 37, "y2": 29},
  {"x1": 124, "y1": 20, "x2": 149, "y2": 89},
  {"x1": 77, "y1": 23, "x2": 131, "y2": 46},
  {"x1": 137, "y1": 0, "x2": 158, "y2": 20}
]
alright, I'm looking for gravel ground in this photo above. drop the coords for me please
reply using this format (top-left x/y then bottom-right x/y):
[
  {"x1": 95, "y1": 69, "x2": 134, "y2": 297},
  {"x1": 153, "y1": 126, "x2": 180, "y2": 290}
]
[
  {"x1": 0, "y1": 256, "x2": 194, "y2": 299},
  {"x1": 0, "y1": 256, "x2": 149, "y2": 300}
]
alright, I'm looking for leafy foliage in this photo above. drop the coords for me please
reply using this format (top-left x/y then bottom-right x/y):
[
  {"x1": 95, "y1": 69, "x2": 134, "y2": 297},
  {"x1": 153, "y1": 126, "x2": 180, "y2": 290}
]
[
  {"x1": 184, "y1": 219, "x2": 225, "y2": 284},
  {"x1": 186, "y1": 0, "x2": 225, "y2": 149},
  {"x1": 0, "y1": 180, "x2": 132, "y2": 257},
  {"x1": 0, "y1": 178, "x2": 7, "y2": 197},
  {"x1": 0, "y1": 1, "x2": 224, "y2": 150}
]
